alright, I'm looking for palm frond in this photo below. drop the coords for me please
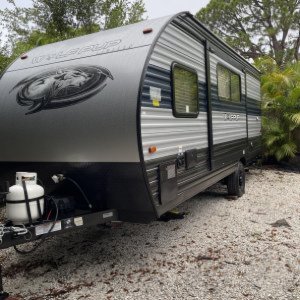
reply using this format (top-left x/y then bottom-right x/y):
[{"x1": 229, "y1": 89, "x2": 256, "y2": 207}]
[
  {"x1": 261, "y1": 61, "x2": 300, "y2": 161},
  {"x1": 274, "y1": 142, "x2": 297, "y2": 161}
]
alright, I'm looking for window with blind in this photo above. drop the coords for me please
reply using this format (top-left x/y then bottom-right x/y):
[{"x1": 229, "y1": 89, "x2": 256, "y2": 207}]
[
  {"x1": 172, "y1": 64, "x2": 199, "y2": 118},
  {"x1": 217, "y1": 64, "x2": 241, "y2": 102}
]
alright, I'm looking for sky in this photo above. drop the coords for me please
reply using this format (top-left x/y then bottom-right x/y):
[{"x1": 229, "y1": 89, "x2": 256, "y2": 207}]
[
  {"x1": 0, "y1": 0, "x2": 210, "y2": 18},
  {"x1": 144, "y1": 0, "x2": 210, "y2": 18}
]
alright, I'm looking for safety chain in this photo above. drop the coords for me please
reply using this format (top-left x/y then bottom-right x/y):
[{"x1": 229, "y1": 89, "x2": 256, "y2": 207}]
[{"x1": 0, "y1": 224, "x2": 29, "y2": 245}]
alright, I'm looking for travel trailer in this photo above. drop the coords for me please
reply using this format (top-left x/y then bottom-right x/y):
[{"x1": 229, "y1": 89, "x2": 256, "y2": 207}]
[{"x1": 0, "y1": 12, "x2": 261, "y2": 252}]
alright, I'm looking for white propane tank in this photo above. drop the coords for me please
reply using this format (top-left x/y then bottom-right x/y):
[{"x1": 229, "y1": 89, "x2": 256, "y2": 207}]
[{"x1": 6, "y1": 172, "x2": 44, "y2": 225}]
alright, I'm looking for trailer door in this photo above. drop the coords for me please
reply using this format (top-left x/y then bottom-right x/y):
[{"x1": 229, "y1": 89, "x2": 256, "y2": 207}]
[{"x1": 209, "y1": 52, "x2": 247, "y2": 169}]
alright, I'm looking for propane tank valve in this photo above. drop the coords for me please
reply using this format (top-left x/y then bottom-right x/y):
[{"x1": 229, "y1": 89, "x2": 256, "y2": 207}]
[{"x1": 51, "y1": 174, "x2": 65, "y2": 184}]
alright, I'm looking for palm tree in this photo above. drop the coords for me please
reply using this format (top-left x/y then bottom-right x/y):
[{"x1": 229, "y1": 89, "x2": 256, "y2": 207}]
[{"x1": 260, "y1": 60, "x2": 300, "y2": 161}]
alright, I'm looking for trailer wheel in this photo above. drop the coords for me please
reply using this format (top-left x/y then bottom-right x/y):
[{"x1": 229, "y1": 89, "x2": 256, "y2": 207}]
[{"x1": 227, "y1": 162, "x2": 245, "y2": 197}]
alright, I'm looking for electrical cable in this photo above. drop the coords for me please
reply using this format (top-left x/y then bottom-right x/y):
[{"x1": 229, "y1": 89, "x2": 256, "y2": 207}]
[
  {"x1": 65, "y1": 177, "x2": 93, "y2": 209},
  {"x1": 13, "y1": 196, "x2": 59, "y2": 255},
  {"x1": 37, "y1": 178, "x2": 45, "y2": 190},
  {"x1": 46, "y1": 209, "x2": 52, "y2": 221}
]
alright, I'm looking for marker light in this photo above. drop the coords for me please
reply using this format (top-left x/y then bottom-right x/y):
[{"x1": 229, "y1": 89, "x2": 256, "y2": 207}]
[
  {"x1": 143, "y1": 28, "x2": 153, "y2": 34},
  {"x1": 148, "y1": 146, "x2": 157, "y2": 154}
]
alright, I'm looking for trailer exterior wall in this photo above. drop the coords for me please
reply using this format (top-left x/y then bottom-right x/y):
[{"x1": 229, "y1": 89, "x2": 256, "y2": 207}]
[
  {"x1": 139, "y1": 13, "x2": 261, "y2": 216},
  {"x1": 246, "y1": 74, "x2": 262, "y2": 159},
  {"x1": 141, "y1": 23, "x2": 208, "y2": 162},
  {"x1": 0, "y1": 16, "x2": 175, "y2": 163},
  {"x1": 140, "y1": 21, "x2": 210, "y2": 210},
  {"x1": 0, "y1": 49, "x2": 146, "y2": 162}
]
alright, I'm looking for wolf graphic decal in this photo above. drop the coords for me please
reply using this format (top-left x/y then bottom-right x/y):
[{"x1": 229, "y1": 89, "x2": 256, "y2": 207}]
[{"x1": 12, "y1": 66, "x2": 113, "y2": 115}]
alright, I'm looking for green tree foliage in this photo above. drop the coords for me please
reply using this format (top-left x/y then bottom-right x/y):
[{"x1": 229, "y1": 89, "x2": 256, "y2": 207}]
[
  {"x1": 29, "y1": 0, "x2": 145, "y2": 36},
  {"x1": 196, "y1": 0, "x2": 300, "y2": 67},
  {"x1": 257, "y1": 59, "x2": 300, "y2": 160},
  {"x1": 0, "y1": 50, "x2": 10, "y2": 73},
  {"x1": 0, "y1": 0, "x2": 145, "y2": 73}
]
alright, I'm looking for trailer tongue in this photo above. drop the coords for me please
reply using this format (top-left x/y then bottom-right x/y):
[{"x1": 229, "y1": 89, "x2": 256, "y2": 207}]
[
  {"x1": 0, "y1": 172, "x2": 118, "y2": 250},
  {"x1": 0, "y1": 172, "x2": 118, "y2": 299}
]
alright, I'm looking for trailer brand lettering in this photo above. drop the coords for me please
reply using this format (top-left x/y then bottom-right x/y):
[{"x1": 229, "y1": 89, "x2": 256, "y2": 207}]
[
  {"x1": 32, "y1": 39, "x2": 122, "y2": 64},
  {"x1": 11, "y1": 65, "x2": 113, "y2": 114},
  {"x1": 224, "y1": 113, "x2": 240, "y2": 121}
]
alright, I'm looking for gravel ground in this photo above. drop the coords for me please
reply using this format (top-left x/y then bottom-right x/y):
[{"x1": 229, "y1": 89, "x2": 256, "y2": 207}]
[{"x1": 0, "y1": 168, "x2": 299, "y2": 300}]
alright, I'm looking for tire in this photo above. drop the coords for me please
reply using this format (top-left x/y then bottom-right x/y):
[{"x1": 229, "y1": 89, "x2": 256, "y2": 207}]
[{"x1": 227, "y1": 161, "x2": 245, "y2": 197}]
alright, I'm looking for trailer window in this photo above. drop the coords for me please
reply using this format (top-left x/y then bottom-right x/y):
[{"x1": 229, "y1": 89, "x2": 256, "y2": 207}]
[
  {"x1": 217, "y1": 65, "x2": 241, "y2": 102},
  {"x1": 172, "y1": 64, "x2": 199, "y2": 117}
]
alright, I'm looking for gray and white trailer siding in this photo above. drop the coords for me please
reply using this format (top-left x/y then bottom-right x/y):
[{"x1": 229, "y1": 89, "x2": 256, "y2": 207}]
[{"x1": 0, "y1": 12, "x2": 261, "y2": 225}]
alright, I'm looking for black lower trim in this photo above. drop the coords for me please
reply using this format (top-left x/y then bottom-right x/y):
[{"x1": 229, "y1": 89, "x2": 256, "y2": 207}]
[
  {"x1": 247, "y1": 136, "x2": 262, "y2": 162},
  {"x1": 213, "y1": 138, "x2": 247, "y2": 169},
  {"x1": 0, "y1": 162, "x2": 156, "y2": 223},
  {"x1": 144, "y1": 140, "x2": 248, "y2": 216},
  {"x1": 145, "y1": 148, "x2": 209, "y2": 208},
  {"x1": 156, "y1": 163, "x2": 237, "y2": 216}
]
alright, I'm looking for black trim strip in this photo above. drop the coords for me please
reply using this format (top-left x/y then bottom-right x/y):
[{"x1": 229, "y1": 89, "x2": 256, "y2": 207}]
[
  {"x1": 244, "y1": 70, "x2": 249, "y2": 143},
  {"x1": 205, "y1": 41, "x2": 214, "y2": 170}
]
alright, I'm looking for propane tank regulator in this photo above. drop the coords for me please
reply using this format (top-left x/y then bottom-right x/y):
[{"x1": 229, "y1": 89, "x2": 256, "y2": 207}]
[{"x1": 6, "y1": 172, "x2": 45, "y2": 225}]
